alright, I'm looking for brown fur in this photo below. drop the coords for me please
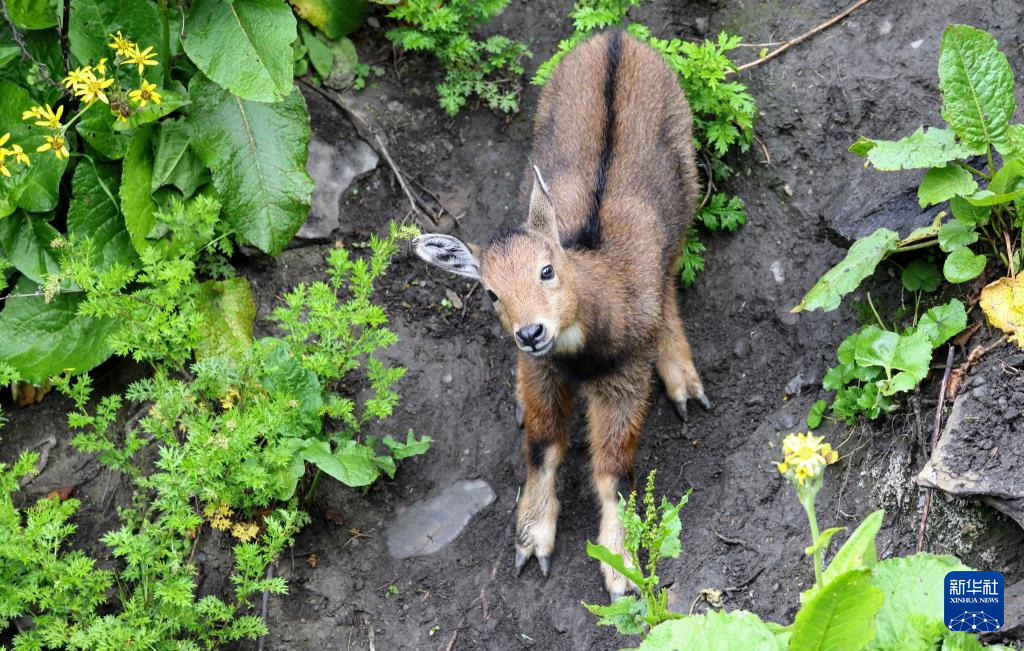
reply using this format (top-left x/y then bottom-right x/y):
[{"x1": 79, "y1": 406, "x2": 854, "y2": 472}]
[{"x1": 413, "y1": 29, "x2": 706, "y2": 595}]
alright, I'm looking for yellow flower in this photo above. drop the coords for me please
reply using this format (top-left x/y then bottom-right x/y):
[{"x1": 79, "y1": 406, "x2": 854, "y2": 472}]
[
  {"x1": 776, "y1": 432, "x2": 838, "y2": 486},
  {"x1": 231, "y1": 522, "x2": 260, "y2": 542},
  {"x1": 37, "y1": 134, "x2": 69, "y2": 160},
  {"x1": 128, "y1": 79, "x2": 161, "y2": 108},
  {"x1": 62, "y1": 66, "x2": 94, "y2": 91},
  {"x1": 0, "y1": 160, "x2": 9, "y2": 178},
  {"x1": 21, "y1": 105, "x2": 44, "y2": 121},
  {"x1": 10, "y1": 144, "x2": 30, "y2": 166},
  {"x1": 220, "y1": 387, "x2": 240, "y2": 410},
  {"x1": 33, "y1": 104, "x2": 64, "y2": 129},
  {"x1": 204, "y1": 502, "x2": 234, "y2": 531},
  {"x1": 76, "y1": 76, "x2": 115, "y2": 104},
  {"x1": 122, "y1": 44, "x2": 158, "y2": 76},
  {"x1": 95, "y1": 57, "x2": 108, "y2": 75},
  {"x1": 107, "y1": 31, "x2": 134, "y2": 57}
]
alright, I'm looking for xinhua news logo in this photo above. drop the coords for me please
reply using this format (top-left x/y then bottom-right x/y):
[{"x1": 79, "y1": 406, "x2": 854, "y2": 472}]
[{"x1": 944, "y1": 570, "x2": 1004, "y2": 632}]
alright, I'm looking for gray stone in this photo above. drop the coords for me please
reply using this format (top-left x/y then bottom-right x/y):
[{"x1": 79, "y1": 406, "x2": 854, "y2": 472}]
[
  {"x1": 824, "y1": 168, "x2": 943, "y2": 244},
  {"x1": 386, "y1": 479, "x2": 495, "y2": 559},
  {"x1": 297, "y1": 135, "x2": 379, "y2": 240}
]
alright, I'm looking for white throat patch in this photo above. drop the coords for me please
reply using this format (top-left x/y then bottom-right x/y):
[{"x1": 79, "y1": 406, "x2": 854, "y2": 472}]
[{"x1": 554, "y1": 323, "x2": 584, "y2": 354}]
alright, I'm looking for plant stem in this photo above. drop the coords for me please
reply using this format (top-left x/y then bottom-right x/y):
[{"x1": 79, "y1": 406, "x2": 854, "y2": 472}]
[
  {"x1": 158, "y1": 0, "x2": 171, "y2": 86},
  {"x1": 867, "y1": 292, "x2": 886, "y2": 330},
  {"x1": 893, "y1": 239, "x2": 939, "y2": 254},
  {"x1": 956, "y1": 160, "x2": 991, "y2": 181},
  {"x1": 304, "y1": 469, "x2": 323, "y2": 507},
  {"x1": 801, "y1": 494, "x2": 824, "y2": 588}
]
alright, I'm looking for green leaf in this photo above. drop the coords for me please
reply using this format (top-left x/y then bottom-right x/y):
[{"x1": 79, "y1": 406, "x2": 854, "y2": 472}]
[
  {"x1": 183, "y1": 0, "x2": 297, "y2": 102},
  {"x1": 583, "y1": 595, "x2": 646, "y2": 636},
  {"x1": 0, "y1": 277, "x2": 114, "y2": 384},
  {"x1": 805, "y1": 527, "x2": 846, "y2": 558},
  {"x1": 585, "y1": 541, "x2": 645, "y2": 587},
  {"x1": 849, "y1": 128, "x2": 978, "y2": 171},
  {"x1": 867, "y1": 554, "x2": 969, "y2": 651},
  {"x1": 69, "y1": 0, "x2": 168, "y2": 80},
  {"x1": 901, "y1": 260, "x2": 942, "y2": 292},
  {"x1": 916, "y1": 299, "x2": 967, "y2": 347},
  {"x1": 5, "y1": 0, "x2": 60, "y2": 29},
  {"x1": 289, "y1": 0, "x2": 369, "y2": 38},
  {"x1": 0, "y1": 81, "x2": 69, "y2": 215},
  {"x1": 806, "y1": 399, "x2": 827, "y2": 429},
  {"x1": 854, "y1": 327, "x2": 932, "y2": 396},
  {"x1": 76, "y1": 109, "x2": 130, "y2": 160},
  {"x1": 793, "y1": 229, "x2": 900, "y2": 313},
  {"x1": 963, "y1": 187, "x2": 1024, "y2": 206},
  {"x1": 638, "y1": 609, "x2": 784, "y2": 651},
  {"x1": 67, "y1": 160, "x2": 138, "y2": 272},
  {"x1": 937, "y1": 219, "x2": 978, "y2": 252},
  {"x1": 300, "y1": 23, "x2": 335, "y2": 78},
  {"x1": 301, "y1": 439, "x2": 379, "y2": 487},
  {"x1": 917, "y1": 165, "x2": 978, "y2": 207},
  {"x1": 259, "y1": 341, "x2": 323, "y2": 438},
  {"x1": 120, "y1": 124, "x2": 158, "y2": 254},
  {"x1": 943, "y1": 247, "x2": 987, "y2": 283},
  {"x1": 823, "y1": 511, "x2": 883, "y2": 584},
  {"x1": 941, "y1": 631, "x2": 985, "y2": 651},
  {"x1": 382, "y1": 431, "x2": 431, "y2": 460},
  {"x1": 949, "y1": 196, "x2": 989, "y2": 225},
  {"x1": 790, "y1": 570, "x2": 883, "y2": 651},
  {"x1": 938, "y1": 24, "x2": 1016, "y2": 151},
  {"x1": 0, "y1": 45, "x2": 19, "y2": 68},
  {"x1": 188, "y1": 74, "x2": 314, "y2": 256},
  {"x1": 194, "y1": 278, "x2": 256, "y2": 358},
  {"x1": 151, "y1": 118, "x2": 209, "y2": 198},
  {"x1": 0, "y1": 210, "x2": 61, "y2": 284},
  {"x1": 270, "y1": 437, "x2": 308, "y2": 501}
]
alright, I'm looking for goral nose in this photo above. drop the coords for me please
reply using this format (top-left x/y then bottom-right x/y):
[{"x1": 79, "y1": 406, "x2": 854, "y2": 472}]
[{"x1": 515, "y1": 323, "x2": 546, "y2": 347}]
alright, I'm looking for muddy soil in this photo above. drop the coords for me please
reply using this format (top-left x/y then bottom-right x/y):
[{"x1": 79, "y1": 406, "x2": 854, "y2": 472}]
[{"x1": 4, "y1": 1, "x2": 1024, "y2": 650}]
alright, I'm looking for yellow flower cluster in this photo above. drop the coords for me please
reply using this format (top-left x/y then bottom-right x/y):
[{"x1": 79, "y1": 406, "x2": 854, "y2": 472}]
[
  {"x1": 776, "y1": 432, "x2": 838, "y2": 485},
  {"x1": 204, "y1": 502, "x2": 235, "y2": 531},
  {"x1": 0, "y1": 132, "x2": 31, "y2": 178},
  {"x1": 21, "y1": 104, "x2": 70, "y2": 160},
  {"x1": 231, "y1": 522, "x2": 260, "y2": 542}
]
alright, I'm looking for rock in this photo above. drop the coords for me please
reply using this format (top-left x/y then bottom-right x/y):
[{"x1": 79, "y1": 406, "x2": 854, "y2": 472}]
[
  {"x1": 981, "y1": 580, "x2": 1024, "y2": 642},
  {"x1": 824, "y1": 167, "x2": 943, "y2": 244},
  {"x1": 386, "y1": 479, "x2": 496, "y2": 559},
  {"x1": 770, "y1": 260, "x2": 785, "y2": 284},
  {"x1": 297, "y1": 136, "x2": 379, "y2": 240}
]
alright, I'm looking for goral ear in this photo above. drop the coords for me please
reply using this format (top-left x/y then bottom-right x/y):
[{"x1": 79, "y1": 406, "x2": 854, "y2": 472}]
[
  {"x1": 527, "y1": 165, "x2": 559, "y2": 243},
  {"x1": 412, "y1": 233, "x2": 481, "y2": 280}
]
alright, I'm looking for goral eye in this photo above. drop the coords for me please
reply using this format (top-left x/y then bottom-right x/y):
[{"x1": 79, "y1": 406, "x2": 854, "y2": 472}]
[
  {"x1": 540, "y1": 265, "x2": 554, "y2": 281},
  {"x1": 486, "y1": 289, "x2": 499, "y2": 303}
]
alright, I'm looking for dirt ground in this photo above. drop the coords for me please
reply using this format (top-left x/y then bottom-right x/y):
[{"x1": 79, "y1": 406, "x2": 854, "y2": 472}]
[{"x1": 4, "y1": 1, "x2": 1024, "y2": 650}]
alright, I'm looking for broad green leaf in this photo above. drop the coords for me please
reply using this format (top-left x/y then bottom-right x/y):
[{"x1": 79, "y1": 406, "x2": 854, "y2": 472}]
[
  {"x1": 259, "y1": 341, "x2": 323, "y2": 438},
  {"x1": 188, "y1": 74, "x2": 314, "y2": 256},
  {"x1": 901, "y1": 260, "x2": 942, "y2": 292},
  {"x1": 113, "y1": 85, "x2": 190, "y2": 131},
  {"x1": 988, "y1": 159, "x2": 1023, "y2": 194},
  {"x1": 806, "y1": 399, "x2": 827, "y2": 429},
  {"x1": 0, "y1": 45, "x2": 19, "y2": 68},
  {"x1": 963, "y1": 187, "x2": 1024, "y2": 206},
  {"x1": 382, "y1": 431, "x2": 431, "y2": 460},
  {"x1": 917, "y1": 165, "x2": 977, "y2": 207},
  {"x1": 999, "y1": 123, "x2": 1024, "y2": 159},
  {"x1": 0, "y1": 210, "x2": 60, "y2": 283},
  {"x1": 77, "y1": 110, "x2": 130, "y2": 160},
  {"x1": 289, "y1": 0, "x2": 369, "y2": 38},
  {"x1": 0, "y1": 277, "x2": 114, "y2": 384},
  {"x1": 270, "y1": 437, "x2": 308, "y2": 501},
  {"x1": 324, "y1": 36, "x2": 359, "y2": 90},
  {"x1": 854, "y1": 327, "x2": 932, "y2": 396},
  {"x1": 69, "y1": 0, "x2": 167, "y2": 80},
  {"x1": 849, "y1": 128, "x2": 978, "y2": 171},
  {"x1": 790, "y1": 570, "x2": 883, "y2": 651},
  {"x1": 867, "y1": 554, "x2": 969, "y2": 651},
  {"x1": 941, "y1": 632, "x2": 985, "y2": 651},
  {"x1": 943, "y1": 247, "x2": 986, "y2": 283},
  {"x1": 183, "y1": 0, "x2": 296, "y2": 102},
  {"x1": 823, "y1": 511, "x2": 883, "y2": 585},
  {"x1": 6, "y1": 0, "x2": 60, "y2": 29},
  {"x1": 301, "y1": 439, "x2": 379, "y2": 487},
  {"x1": 585, "y1": 541, "x2": 645, "y2": 587},
  {"x1": 917, "y1": 300, "x2": 967, "y2": 347},
  {"x1": 0, "y1": 81, "x2": 68, "y2": 215},
  {"x1": 793, "y1": 229, "x2": 900, "y2": 313},
  {"x1": 949, "y1": 196, "x2": 989, "y2": 225},
  {"x1": 583, "y1": 595, "x2": 646, "y2": 636},
  {"x1": 300, "y1": 23, "x2": 335, "y2": 78},
  {"x1": 937, "y1": 219, "x2": 978, "y2": 252},
  {"x1": 938, "y1": 24, "x2": 1015, "y2": 151},
  {"x1": 638, "y1": 610, "x2": 783, "y2": 651},
  {"x1": 194, "y1": 278, "x2": 256, "y2": 358},
  {"x1": 120, "y1": 124, "x2": 157, "y2": 254},
  {"x1": 67, "y1": 160, "x2": 138, "y2": 271},
  {"x1": 151, "y1": 118, "x2": 208, "y2": 198}
]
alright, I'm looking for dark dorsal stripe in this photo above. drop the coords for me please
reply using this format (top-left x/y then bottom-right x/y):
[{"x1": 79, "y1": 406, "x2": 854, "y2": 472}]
[{"x1": 563, "y1": 30, "x2": 622, "y2": 251}]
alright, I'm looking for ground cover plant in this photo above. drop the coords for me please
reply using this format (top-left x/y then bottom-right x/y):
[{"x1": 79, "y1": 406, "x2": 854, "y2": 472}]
[
  {"x1": 794, "y1": 24, "x2": 1024, "y2": 424},
  {"x1": 588, "y1": 433, "x2": 1014, "y2": 651},
  {"x1": 534, "y1": 0, "x2": 756, "y2": 286}
]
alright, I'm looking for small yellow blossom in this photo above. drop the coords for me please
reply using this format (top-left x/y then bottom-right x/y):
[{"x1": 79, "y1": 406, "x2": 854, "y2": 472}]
[
  {"x1": 128, "y1": 79, "x2": 161, "y2": 108},
  {"x1": 62, "y1": 66, "x2": 94, "y2": 91},
  {"x1": 776, "y1": 432, "x2": 838, "y2": 486},
  {"x1": 108, "y1": 31, "x2": 134, "y2": 57},
  {"x1": 37, "y1": 134, "x2": 69, "y2": 160},
  {"x1": 204, "y1": 502, "x2": 234, "y2": 531},
  {"x1": 122, "y1": 44, "x2": 158, "y2": 76},
  {"x1": 95, "y1": 57, "x2": 108, "y2": 75},
  {"x1": 220, "y1": 387, "x2": 241, "y2": 410},
  {"x1": 21, "y1": 105, "x2": 44, "y2": 121},
  {"x1": 10, "y1": 144, "x2": 30, "y2": 166},
  {"x1": 33, "y1": 104, "x2": 64, "y2": 129},
  {"x1": 231, "y1": 522, "x2": 260, "y2": 542},
  {"x1": 0, "y1": 160, "x2": 9, "y2": 178},
  {"x1": 76, "y1": 75, "x2": 115, "y2": 104}
]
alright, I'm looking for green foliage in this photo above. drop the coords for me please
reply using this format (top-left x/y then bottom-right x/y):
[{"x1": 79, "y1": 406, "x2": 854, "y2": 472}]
[
  {"x1": 374, "y1": 0, "x2": 531, "y2": 115},
  {"x1": 534, "y1": 0, "x2": 755, "y2": 287},
  {"x1": 583, "y1": 471, "x2": 689, "y2": 636},
  {"x1": 294, "y1": 21, "x2": 383, "y2": 91},
  {"x1": 798, "y1": 24, "x2": 1024, "y2": 423}
]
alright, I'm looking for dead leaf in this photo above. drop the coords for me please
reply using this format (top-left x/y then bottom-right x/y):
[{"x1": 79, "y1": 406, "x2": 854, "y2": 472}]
[
  {"x1": 325, "y1": 510, "x2": 345, "y2": 526},
  {"x1": 951, "y1": 321, "x2": 982, "y2": 347},
  {"x1": 979, "y1": 272, "x2": 1024, "y2": 347},
  {"x1": 307, "y1": 553, "x2": 318, "y2": 569},
  {"x1": 444, "y1": 289, "x2": 463, "y2": 310},
  {"x1": 46, "y1": 485, "x2": 75, "y2": 501}
]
